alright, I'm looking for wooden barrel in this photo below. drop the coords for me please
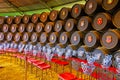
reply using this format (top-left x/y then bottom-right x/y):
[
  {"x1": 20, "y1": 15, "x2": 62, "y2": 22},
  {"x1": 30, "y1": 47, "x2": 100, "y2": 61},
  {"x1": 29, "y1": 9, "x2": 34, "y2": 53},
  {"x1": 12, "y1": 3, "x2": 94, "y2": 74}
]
[
  {"x1": 55, "y1": 43, "x2": 66, "y2": 48},
  {"x1": 77, "y1": 45, "x2": 93, "y2": 60},
  {"x1": 92, "y1": 47, "x2": 110, "y2": 64},
  {"x1": 49, "y1": 32, "x2": 59, "y2": 44},
  {"x1": 14, "y1": 16, "x2": 22, "y2": 24},
  {"x1": 46, "y1": 43, "x2": 55, "y2": 48},
  {"x1": 101, "y1": 29, "x2": 120, "y2": 51},
  {"x1": 54, "y1": 20, "x2": 65, "y2": 32},
  {"x1": 18, "y1": 23, "x2": 26, "y2": 33},
  {"x1": 2, "y1": 24, "x2": 9, "y2": 33},
  {"x1": 77, "y1": 16, "x2": 92, "y2": 32},
  {"x1": 84, "y1": 0, "x2": 103, "y2": 16},
  {"x1": 31, "y1": 14, "x2": 39, "y2": 23},
  {"x1": 102, "y1": 0, "x2": 120, "y2": 13},
  {"x1": 39, "y1": 32, "x2": 48, "y2": 44},
  {"x1": 84, "y1": 31, "x2": 101, "y2": 48},
  {"x1": 22, "y1": 15, "x2": 30, "y2": 24},
  {"x1": 30, "y1": 32, "x2": 39, "y2": 45},
  {"x1": 44, "y1": 22, "x2": 54, "y2": 33},
  {"x1": 14, "y1": 33, "x2": 22, "y2": 43},
  {"x1": 112, "y1": 10, "x2": 120, "y2": 28},
  {"x1": 10, "y1": 24, "x2": 18, "y2": 33},
  {"x1": 64, "y1": 18, "x2": 77, "y2": 32},
  {"x1": 37, "y1": 43, "x2": 45, "y2": 47},
  {"x1": 49, "y1": 10, "x2": 59, "y2": 21},
  {"x1": 6, "y1": 16, "x2": 14, "y2": 24},
  {"x1": 71, "y1": 4, "x2": 84, "y2": 18},
  {"x1": 0, "y1": 32, "x2": 4, "y2": 42},
  {"x1": 0, "y1": 16, "x2": 5, "y2": 24},
  {"x1": 6, "y1": 32, "x2": 13, "y2": 42},
  {"x1": 35, "y1": 22, "x2": 44, "y2": 33},
  {"x1": 59, "y1": 32, "x2": 70, "y2": 45},
  {"x1": 22, "y1": 32, "x2": 31, "y2": 43},
  {"x1": 70, "y1": 31, "x2": 84, "y2": 45},
  {"x1": 59, "y1": 7, "x2": 71, "y2": 20},
  {"x1": 39, "y1": 12, "x2": 49, "y2": 23},
  {"x1": 27, "y1": 23, "x2": 35, "y2": 32},
  {"x1": 66, "y1": 44, "x2": 78, "y2": 50},
  {"x1": 0, "y1": 25, "x2": 2, "y2": 31},
  {"x1": 92, "y1": 12, "x2": 113, "y2": 31}
]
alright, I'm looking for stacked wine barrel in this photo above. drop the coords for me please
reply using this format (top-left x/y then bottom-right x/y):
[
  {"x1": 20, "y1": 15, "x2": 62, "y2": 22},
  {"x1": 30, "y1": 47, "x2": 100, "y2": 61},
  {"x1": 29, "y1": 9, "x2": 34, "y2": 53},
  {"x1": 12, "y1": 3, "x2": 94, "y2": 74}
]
[{"x1": 0, "y1": 0, "x2": 120, "y2": 67}]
